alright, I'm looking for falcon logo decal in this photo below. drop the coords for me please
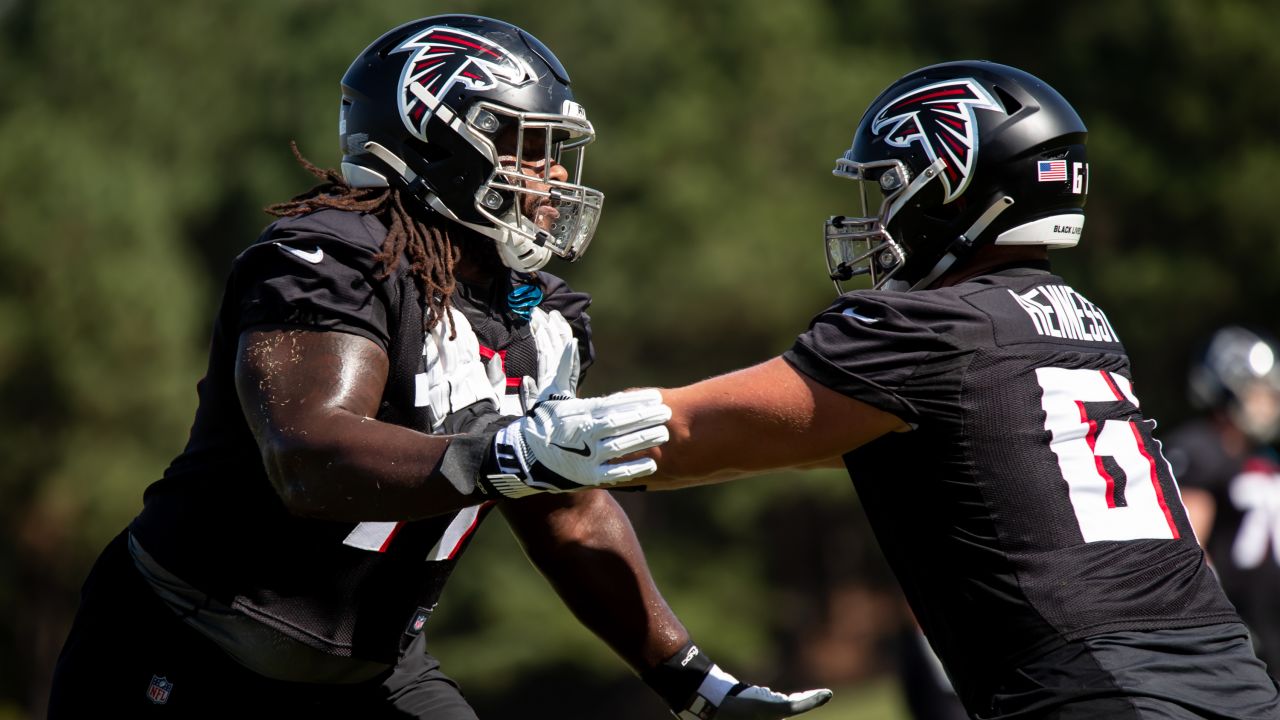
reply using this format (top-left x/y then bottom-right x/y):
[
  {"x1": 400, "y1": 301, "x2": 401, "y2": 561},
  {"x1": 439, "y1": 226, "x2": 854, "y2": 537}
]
[
  {"x1": 393, "y1": 27, "x2": 537, "y2": 141},
  {"x1": 871, "y1": 79, "x2": 1004, "y2": 203}
]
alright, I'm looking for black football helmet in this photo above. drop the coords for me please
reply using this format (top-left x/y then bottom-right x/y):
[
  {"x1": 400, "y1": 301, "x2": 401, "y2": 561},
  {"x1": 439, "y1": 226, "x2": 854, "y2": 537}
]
[
  {"x1": 339, "y1": 15, "x2": 603, "y2": 272},
  {"x1": 825, "y1": 60, "x2": 1088, "y2": 292},
  {"x1": 1189, "y1": 326, "x2": 1280, "y2": 444}
]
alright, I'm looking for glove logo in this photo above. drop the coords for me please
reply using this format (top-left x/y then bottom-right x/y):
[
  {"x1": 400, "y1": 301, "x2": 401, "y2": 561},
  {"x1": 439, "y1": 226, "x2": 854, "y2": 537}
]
[
  {"x1": 871, "y1": 78, "x2": 1004, "y2": 203},
  {"x1": 551, "y1": 441, "x2": 592, "y2": 457},
  {"x1": 392, "y1": 26, "x2": 537, "y2": 142},
  {"x1": 680, "y1": 645, "x2": 700, "y2": 667}
]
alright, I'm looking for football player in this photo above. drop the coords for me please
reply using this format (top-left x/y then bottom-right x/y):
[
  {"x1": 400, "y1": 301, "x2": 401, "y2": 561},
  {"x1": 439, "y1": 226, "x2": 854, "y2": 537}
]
[
  {"x1": 585, "y1": 61, "x2": 1280, "y2": 718},
  {"x1": 1165, "y1": 326, "x2": 1280, "y2": 680},
  {"x1": 48, "y1": 15, "x2": 828, "y2": 719}
]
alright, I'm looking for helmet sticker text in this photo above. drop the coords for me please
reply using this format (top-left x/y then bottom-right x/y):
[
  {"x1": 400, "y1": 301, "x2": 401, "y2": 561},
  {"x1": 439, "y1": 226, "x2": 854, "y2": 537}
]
[{"x1": 1071, "y1": 162, "x2": 1089, "y2": 194}]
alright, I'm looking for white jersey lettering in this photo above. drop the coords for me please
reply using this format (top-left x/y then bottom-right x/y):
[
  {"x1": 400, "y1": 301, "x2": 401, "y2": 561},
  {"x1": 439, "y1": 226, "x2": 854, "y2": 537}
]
[{"x1": 1011, "y1": 284, "x2": 1120, "y2": 344}]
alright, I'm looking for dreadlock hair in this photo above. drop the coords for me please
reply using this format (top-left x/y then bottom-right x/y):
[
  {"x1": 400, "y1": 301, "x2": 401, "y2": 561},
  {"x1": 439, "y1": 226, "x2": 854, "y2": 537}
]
[{"x1": 266, "y1": 143, "x2": 459, "y2": 337}]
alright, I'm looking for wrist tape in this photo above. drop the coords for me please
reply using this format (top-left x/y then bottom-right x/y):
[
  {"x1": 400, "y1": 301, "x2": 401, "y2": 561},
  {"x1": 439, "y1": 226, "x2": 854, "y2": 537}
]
[{"x1": 641, "y1": 641, "x2": 741, "y2": 715}]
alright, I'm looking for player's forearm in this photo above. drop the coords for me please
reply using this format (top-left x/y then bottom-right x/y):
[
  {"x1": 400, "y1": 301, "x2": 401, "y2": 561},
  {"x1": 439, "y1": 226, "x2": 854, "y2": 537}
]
[
  {"x1": 645, "y1": 367, "x2": 823, "y2": 484},
  {"x1": 640, "y1": 357, "x2": 905, "y2": 488},
  {"x1": 262, "y1": 411, "x2": 492, "y2": 521},
  {"x1": 648, "y1": 384, "x2": 773, "y2": 484},
  {"x1": 504, "y1": 490, "x2": 689, "y2": 671}
]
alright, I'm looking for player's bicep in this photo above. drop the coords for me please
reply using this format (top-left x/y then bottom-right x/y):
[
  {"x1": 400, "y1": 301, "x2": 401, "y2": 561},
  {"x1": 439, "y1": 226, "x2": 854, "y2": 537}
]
[
  {"x1": 235, "y1": 328, "x2": 389, "y2": 451},
  {"x1": 653, "y1": 356, "x2": 906, "y2": 483}
]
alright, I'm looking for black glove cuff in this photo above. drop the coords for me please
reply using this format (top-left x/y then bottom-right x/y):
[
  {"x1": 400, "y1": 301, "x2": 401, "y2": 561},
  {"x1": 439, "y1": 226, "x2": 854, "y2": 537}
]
[
  {"x1": 640, "y1": 641, "x2": 714, "y2": 710},
  {"x1": 440, "y1": 402, "x2": 510, "y2": 436},
  {"x1": 439, "y1": 433, "x2": 495, "y2": 496},
  {"x1": 438, "y1": 414, "x2": 519, "y2": 497}
]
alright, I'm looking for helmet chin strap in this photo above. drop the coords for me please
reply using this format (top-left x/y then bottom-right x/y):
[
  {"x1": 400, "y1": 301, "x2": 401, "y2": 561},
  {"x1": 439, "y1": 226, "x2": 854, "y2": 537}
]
[
  {"x1": 493, "y1": 221, "x2": 553, "y2": 272},
  {"x1": 895, "y1": 196, "x2": 1015, "y2": 291}
]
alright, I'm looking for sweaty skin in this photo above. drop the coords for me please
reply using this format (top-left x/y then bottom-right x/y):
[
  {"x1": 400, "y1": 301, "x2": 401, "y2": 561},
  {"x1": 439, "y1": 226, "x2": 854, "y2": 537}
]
[{"x1": 236, "y1": 328, "x2": 478, "y2": 521}]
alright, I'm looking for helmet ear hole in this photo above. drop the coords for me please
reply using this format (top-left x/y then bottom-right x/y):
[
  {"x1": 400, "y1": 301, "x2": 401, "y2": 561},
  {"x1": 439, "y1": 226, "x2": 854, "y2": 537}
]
[{"x1": 992, "y1": 85, "x2": 1022, "y2": 114}]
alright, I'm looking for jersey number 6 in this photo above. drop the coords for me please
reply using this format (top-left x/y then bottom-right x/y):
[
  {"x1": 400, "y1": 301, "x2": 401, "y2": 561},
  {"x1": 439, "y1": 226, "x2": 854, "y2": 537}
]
[{"x1": 1036, "y1": 367, "x2": 1182, "y2": 542}]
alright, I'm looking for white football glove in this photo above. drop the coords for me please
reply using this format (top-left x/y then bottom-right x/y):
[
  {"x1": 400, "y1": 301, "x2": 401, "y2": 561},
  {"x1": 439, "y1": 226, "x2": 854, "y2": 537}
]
[
  {"x1": 526, "y1": 307, "x2": 580, "y2": 405},
  {"x1": 645, "y1": 643, "x2": 832, "y2": 720},
  {"x1": 421, "y1": 308, "x2": 505, "y2": 432},
  {"x1": 689, "y1": 672, "x2": 833, "y2": 720},
  {"x1": 483, "y1": 389, "x2": 671, "y2": 498}
]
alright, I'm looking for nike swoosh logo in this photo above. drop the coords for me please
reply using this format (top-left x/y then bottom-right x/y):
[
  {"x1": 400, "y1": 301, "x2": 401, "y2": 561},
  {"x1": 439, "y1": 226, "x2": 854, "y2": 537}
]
[
  {"x1": 275, "y1": 243, "x2": 324, "y2": 264},
  {"x1": 552, "y1": 442, "x2": 592, "y2": 457},
  {"x1": 841, "y1": 307, "x2": 879, "y2": 324}
]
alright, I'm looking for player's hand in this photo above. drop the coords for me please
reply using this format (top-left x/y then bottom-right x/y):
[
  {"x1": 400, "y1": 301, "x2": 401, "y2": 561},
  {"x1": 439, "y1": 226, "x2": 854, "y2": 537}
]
[
  {"x1": 644, "y1": 642, "x2": 832, "y2": 720},
  {"x1": 669, "y1": 666, "x2": 832, "y2": 720},
  {"x1": 707, "y1": 683, "x2": 833, "y2": 719},
  {"x1": 482, "y1": 389, "x2": 671, "y2": 498},
  {"x1": 526, "y1": 308, "x2": 580, "y2": 404}
]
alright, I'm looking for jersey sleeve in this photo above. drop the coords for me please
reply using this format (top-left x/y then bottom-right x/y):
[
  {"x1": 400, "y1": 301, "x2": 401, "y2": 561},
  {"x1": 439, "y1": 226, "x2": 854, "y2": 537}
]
[
  {"x1": 783, "y1": 292, "x2": 965, "y2": 424},
  {"x1": 535, "y1": 272, "x2": 596, "y2": 381},
  {"x1": 231, "y1": 212, "x2": 395, "y2": 350}
]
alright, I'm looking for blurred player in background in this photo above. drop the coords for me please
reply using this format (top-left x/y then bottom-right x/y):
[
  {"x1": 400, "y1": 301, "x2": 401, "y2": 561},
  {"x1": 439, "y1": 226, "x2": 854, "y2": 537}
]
[
  {"x1": 48, "y1": 15, "x2": 827, "y2": 719},
  {"x1": 1164, "y1": 325, "x2": 1280, "y2": 680},
  {"x1": 567, "y1": 60, "x2": 1280, "y2": 718}
]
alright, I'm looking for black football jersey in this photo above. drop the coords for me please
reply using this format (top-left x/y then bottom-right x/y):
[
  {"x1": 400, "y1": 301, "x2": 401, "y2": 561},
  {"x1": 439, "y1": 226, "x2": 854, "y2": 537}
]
[
  {"x1": 783, "y1": 265, "x2": 1237, "y2": 709},
  {"x1": 129, "y1": 208, "x2": 593, "y2": 664},
  {"x1": 1165, "y1": 420, "x2": 1280, "y2": 675}
]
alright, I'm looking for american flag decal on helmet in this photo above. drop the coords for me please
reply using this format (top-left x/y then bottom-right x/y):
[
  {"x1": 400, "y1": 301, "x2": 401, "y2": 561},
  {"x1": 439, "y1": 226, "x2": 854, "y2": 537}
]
[
  {"x1": 393, "y1": 26, "x2": 537, "y2": 141},
  {"x1": 871, "y1": 78, "x2": 1004, "y2": 204}
]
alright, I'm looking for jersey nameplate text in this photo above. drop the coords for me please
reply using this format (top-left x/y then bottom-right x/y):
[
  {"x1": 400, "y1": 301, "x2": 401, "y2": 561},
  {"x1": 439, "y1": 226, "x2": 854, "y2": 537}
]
[{"x1": 1008, "y1": 285, "x2": 1119, "y2": 344}]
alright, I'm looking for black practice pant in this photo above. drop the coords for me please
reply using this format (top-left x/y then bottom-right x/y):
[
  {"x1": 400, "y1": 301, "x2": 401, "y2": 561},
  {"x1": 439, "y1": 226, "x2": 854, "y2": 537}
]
[{"x1": 49, "y1": 531, "x2": 478, "y2": 719}]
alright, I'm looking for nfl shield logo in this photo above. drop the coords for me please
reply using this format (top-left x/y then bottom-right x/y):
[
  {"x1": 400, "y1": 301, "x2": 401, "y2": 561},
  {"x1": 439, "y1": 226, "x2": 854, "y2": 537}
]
[
  {"x1": 405, "y1": 604, "x2": 433, "y2": 636},
  {"x1": 146, "y1": 674, "x2": 173, "y2": 704}
]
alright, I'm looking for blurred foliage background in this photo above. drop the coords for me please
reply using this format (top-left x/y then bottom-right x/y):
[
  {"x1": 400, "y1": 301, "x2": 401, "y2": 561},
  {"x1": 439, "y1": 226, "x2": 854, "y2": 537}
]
[{"x1": 4, "y1": 0, "x2": 1280, "y2": 718}]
